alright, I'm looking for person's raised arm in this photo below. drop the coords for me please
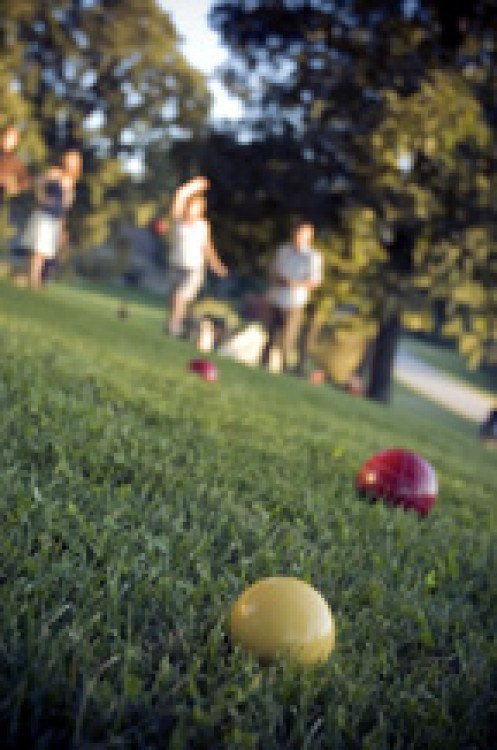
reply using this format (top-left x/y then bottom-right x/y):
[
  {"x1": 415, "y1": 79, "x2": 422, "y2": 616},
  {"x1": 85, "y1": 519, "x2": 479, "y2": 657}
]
[{"x1": 170, "y1": 176, "x2": 210, "y2": 221}]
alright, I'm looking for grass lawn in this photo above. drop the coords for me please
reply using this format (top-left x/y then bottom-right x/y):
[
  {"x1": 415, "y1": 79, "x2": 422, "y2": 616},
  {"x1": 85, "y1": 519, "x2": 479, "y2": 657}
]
[
  {"x1": 0, "y1": 279, "x2": 495, "y2": 749},
  {"x1": 401, "y1": 334, "x2": 497, "y2": 395}
]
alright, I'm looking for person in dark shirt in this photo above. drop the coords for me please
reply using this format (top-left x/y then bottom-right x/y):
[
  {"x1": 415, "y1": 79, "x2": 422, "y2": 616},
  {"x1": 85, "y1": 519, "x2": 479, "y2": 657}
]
[{"x1": 24, "y1": 149, "x2": 82, "y2": 289}]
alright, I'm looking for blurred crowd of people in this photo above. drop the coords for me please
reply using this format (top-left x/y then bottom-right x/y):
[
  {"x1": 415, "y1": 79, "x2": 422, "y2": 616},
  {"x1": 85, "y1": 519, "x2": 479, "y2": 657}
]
[
  {"x1": 2, "y1": 124, "x2": 323, "y2": 374},
  {"x1": 2, "y1": 124, "x2": 496, "y2": 439},
  {"x1": 166, "y1": 175, "x2": 323, "y2": 374}
]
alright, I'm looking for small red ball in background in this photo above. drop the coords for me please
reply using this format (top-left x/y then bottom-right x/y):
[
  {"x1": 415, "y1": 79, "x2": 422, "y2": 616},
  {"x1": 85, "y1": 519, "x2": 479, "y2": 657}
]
[
  {"x1": 188, "y1": 358, "x2": 218, "y2": 383},
  {"x1": 309, "y1": 369, "x2": 325, "y2": 385},
  {"x1": 356, "y1": 448, "x2": 438, "y2": 517},
  {"x1": 152, "y1": 218, "x2": 168, "y2": 236},
  {"x1": 345, "y1": 374, "x2": 365, "y2": 396}
]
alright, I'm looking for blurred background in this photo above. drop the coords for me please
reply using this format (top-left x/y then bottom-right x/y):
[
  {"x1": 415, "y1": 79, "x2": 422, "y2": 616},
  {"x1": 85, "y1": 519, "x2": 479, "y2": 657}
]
[{"x1": 1, "y1": 0, "x2": 496, "y2": 406}]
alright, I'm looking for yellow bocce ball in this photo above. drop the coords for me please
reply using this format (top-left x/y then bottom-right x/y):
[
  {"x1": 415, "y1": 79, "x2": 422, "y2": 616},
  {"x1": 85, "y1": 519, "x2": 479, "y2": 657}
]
[{"x1": 230, "y1": 577, "x2": 335, "y2": 665}]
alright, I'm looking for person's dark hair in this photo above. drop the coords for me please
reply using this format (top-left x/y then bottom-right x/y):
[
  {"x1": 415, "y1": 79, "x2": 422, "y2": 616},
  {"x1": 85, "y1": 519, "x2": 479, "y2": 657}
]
[{"x1": 289, "y1": 216, "x2": 313, "y2": 234}]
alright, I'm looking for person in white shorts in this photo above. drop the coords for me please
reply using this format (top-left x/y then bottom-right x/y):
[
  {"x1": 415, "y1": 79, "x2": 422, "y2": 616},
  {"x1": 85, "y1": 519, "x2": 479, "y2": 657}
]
[
  {"x1": 167, "y1": 176, "x2": 228, "y2": 337},
  {"x1": 24, "y1": 149, "x2": 82, "y2": 289},
  {"x1": 262, "y1": 221, "x2": 323, "y2": 372}
]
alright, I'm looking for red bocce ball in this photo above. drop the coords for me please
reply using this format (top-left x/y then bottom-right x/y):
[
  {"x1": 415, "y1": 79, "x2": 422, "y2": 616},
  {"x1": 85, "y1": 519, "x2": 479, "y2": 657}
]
[
  {"x1": 356, "y1": 448, "x2": 438, "y2": 517},
  {"x1": 188, "y1": 358, "x2": 218, "y2": 383},
  {"x1": 309, "y1": 369, "x2": 325, "y2": 385},
  {"x1": 152, "y1": 218, "x2": 168, "y2": 236}
]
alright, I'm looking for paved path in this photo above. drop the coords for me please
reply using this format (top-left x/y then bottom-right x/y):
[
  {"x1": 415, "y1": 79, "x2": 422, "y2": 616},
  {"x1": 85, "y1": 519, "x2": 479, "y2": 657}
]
[{"x1": 394, "y1": 345, "x2": 495, "y2": 423}]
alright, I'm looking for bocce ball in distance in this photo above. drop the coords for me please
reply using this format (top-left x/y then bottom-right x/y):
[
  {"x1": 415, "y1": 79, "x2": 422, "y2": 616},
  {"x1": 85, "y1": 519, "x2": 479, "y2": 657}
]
[
  {"x1": 345, "y1": 374, "x2": 365, "y2": 396},
  {"x1": 309, "y1": 369, "x2": 325, "y2": 385},
  {"x1": 188, "y1": 358, "x2": 218, "y2": 382},
  {"x1": 152, "y1": 217, "x2": 168, "y2": 236},
  {"x1": 230, "y1": 577, "x2": 335, "y2": 665},
  {"x1": 356, "y1": 448, "x2": 438, "y2": 517}
]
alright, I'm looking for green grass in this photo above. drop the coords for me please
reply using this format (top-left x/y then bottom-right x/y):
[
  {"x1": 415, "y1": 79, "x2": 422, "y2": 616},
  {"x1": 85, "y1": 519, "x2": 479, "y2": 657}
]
[
  {"x1": 0, "y1": 279, "x2": 496, "y2": 749},
  {"x1": 401, "y1": 335, "x2": 497, "y2": 395}
]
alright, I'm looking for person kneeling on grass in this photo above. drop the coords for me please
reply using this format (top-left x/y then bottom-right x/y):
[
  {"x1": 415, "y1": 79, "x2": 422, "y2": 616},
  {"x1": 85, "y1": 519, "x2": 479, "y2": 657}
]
[
  {"x1": 166, "y1": 176, "x2": 228, "y2": 337},
  {"x1": 262, "y1": 220, "x2": 323, "y2": 373}
]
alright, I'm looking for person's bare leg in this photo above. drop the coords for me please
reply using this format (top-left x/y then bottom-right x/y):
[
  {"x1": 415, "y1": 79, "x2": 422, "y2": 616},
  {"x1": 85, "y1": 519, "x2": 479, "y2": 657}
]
[
  {"x1": 262, "y1": 306, "x2": 277, "y2": 366},
  {"x1": 168, "y1": 289, "x2": 187, "y2": 336},
  {"x1": 282, "y1": 307, "x2": 303, "y2": 371},
  {"x1": 29, "y1": 253, "x2": 44, "y2": 289}
]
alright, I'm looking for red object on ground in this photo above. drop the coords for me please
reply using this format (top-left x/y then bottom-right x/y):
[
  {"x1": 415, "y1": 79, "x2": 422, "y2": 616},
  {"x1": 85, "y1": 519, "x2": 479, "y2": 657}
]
[
  {"x1": 356, "y1": 448, "x2": 438, "y2": 517},
  {"x1": 188, "y1": 359, "x2": 218, "y2": 382},
  {"x1": 345, "y1": 374, "x2": 365, "y2": 396},
  {"x1": 309, "y1": 369, "x2": 325, "y2": 385},
  {"x1": 152, "y1": 218, "x2": 168, "y2": 236}
]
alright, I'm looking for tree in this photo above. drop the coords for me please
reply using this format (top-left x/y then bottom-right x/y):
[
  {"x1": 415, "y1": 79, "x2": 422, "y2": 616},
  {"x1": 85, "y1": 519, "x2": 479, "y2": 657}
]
[
  {"x1": 0, "y1": 0, "x2": 210, "y2": 252},
  {"x1": 211, "y1": 0, "x2": 497, "y2": 399}
]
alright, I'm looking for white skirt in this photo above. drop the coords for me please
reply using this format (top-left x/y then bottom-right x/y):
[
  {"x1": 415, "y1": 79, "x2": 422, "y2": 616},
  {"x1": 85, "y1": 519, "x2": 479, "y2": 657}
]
[
  {"x1": 23, "y1": 210, "x2": 61, "y2": 258},
  {"x1": 168, "y1": 266, "x2": 204, "y2": 304}
]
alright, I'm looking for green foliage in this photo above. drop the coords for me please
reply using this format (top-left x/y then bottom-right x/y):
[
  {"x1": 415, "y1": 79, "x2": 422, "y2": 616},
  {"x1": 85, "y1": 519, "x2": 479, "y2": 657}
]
[
  {"x1": 372, "y1": 71, "x2": 490, "y2": 177},
  {"x1": 210, "y1": 0, "x2": 497, "y2": 386},
  {"x1": 0, "y1": 279, "x2": 496, "y2": 748}
]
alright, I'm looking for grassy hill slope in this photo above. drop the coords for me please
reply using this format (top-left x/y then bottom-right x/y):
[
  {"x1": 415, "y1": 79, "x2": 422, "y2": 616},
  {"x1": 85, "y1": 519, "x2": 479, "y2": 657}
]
[{"x1": 0, "y1": 280, "x2": 495, "y2": 749}]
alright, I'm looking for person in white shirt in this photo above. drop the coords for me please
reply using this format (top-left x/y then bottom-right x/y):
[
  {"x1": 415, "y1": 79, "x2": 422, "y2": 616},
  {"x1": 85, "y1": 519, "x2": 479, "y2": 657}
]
[
  {"x1": 167, "y1": 176, "x2": 228, "y2": 336},
  {"x1": 263, "y1": 221, "x2": 323, "y2": 372}
]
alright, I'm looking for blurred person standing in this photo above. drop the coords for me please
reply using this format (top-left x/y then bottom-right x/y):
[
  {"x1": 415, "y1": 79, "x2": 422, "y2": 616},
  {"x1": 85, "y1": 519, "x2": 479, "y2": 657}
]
[
  {"x1": 262, "y1": 221, "x2": 323, "y2": 373},
  {"x1": 24, "y1": 149, "x2": 82, "y2": 289},
  {"x1": 167, "y1": 176, "x2": 228, "y2": 337},
  {"x1": 0, "y1": 125, "x2": 30, "y2": 251}
]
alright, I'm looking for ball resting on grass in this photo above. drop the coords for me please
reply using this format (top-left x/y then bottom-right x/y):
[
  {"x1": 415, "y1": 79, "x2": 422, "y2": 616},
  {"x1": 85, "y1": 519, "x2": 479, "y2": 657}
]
[
  {"x1": 188, "y1": 359, "x2": 218, "y2": 382},
  {"x1": 230, "y1": 577, "x2": 335, "y2": 665},
  {"x1": 356, "y1": 448, "x2": 438, "y2": 517}
]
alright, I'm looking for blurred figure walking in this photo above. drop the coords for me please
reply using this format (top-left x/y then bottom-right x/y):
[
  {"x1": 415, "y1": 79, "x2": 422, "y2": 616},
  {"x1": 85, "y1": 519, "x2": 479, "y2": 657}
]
[
  {"x1": 0, "y1": 125, "x2": 30, "y2": 203},
  {"x1": 262, "y1": 221, "x2": 323, "y2": 373},
  {"x1": 0, "y1": 125, "x2": 30, "y2": 254},
  {"x1": 167, "y1": 176, "x2": 228, "y2": 337},
  {"x1": 24, "y1": 149, "x2": 82, "y2": 289}
]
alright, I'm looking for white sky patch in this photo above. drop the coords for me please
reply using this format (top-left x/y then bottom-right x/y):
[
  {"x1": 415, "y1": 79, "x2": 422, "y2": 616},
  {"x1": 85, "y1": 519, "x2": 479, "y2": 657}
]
[{"x1": 158, "y1": 0, "x2": 243, "y2": 122}]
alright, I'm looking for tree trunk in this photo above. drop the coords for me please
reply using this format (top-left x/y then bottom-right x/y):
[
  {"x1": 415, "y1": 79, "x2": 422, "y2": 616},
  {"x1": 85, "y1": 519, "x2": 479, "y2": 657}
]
[{"x1": 367, "y1": 311, "x2": 401, "y2": 403}]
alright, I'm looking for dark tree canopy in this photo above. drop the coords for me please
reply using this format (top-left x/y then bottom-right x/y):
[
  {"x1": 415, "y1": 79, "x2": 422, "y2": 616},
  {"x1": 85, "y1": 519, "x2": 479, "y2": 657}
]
[{"x1": 209, "y1": 0, "x2": 497, "y2": 396}]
